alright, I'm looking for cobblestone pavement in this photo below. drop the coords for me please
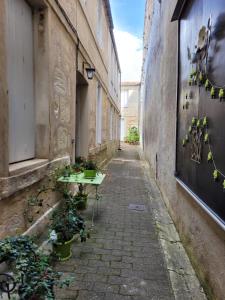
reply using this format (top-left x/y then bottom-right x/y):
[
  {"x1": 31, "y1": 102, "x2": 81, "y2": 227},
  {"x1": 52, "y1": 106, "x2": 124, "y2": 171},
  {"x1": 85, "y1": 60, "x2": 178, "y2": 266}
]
[{"x1": 55, "y1": 146, "x2": 177, "y2": 299}]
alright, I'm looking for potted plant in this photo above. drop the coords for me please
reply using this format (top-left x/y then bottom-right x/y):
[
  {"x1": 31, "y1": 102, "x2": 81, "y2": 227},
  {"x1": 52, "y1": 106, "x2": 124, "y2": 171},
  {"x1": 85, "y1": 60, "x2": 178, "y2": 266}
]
[
  {"x1": 50, "y1": 206, "x2": 87, "y2": 261},
  {"x1": 71, "y1": 162, "x2": 82, "y2": 174},
  {"x1": 71, "y1": 183, "x2": 88, "y2": 210},
  {"x1": 83, "y1": 160, "x2": 98, "y2": 178},
  {"x1": 73, "y1": 192, "x2": 88, "y2": 210},
  {"x1": 18, "y1": 253, "x2": 72, "y2": 300},
  {"x1": 61, "y1": 165, "x2": 73, "y2": 178},
  {"x1": 0, "y1": 236, "x2": 72, "y2": 300}
]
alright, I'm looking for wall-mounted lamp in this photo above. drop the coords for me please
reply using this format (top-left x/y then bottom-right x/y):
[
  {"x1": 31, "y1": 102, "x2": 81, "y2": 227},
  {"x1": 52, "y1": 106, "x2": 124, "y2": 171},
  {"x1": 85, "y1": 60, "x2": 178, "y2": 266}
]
[
  {"x1": 83, "y1": 62, "x2": 95, "y2": 80},
  {"x1": 38, "y1": 9, "x2": 45, "y2": 33}
]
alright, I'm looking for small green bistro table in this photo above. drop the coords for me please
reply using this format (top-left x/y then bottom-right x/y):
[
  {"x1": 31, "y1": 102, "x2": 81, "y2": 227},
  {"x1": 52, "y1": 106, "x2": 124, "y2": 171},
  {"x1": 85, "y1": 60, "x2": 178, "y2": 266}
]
[{"x1": 58, "y1": 172, "x2": 106, "y2": 226}]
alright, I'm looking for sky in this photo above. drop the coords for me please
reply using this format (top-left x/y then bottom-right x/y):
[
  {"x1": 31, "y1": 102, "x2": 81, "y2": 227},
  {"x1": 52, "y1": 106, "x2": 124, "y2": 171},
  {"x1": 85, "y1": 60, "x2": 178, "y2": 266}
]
[{"x1": 110, "y1": 0, "x2": 145, "y2": 82}]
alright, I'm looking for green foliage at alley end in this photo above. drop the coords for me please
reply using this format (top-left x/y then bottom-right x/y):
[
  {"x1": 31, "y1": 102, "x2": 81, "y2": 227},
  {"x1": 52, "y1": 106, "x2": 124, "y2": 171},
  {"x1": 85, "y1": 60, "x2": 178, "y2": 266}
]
[{"x1": 125, "y1": 126, "x2": 140, "y2": 144}]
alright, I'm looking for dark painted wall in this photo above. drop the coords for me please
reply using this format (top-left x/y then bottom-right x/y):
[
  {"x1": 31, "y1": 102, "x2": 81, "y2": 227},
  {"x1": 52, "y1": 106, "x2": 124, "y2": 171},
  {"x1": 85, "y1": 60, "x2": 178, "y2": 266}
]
[{"x1": 177, "y1": 0, "x2": 225, "y2": 225}]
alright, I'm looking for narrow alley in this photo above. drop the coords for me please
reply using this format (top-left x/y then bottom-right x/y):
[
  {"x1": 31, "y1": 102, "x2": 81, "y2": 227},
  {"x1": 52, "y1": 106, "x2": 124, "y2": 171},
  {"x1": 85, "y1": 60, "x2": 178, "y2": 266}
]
[
  {"x1": 55, "y1": 145, "x2": 206, "y2": 300},
  {"x1": 1, "y1": 1, "x2": 225, "y2": 299}
]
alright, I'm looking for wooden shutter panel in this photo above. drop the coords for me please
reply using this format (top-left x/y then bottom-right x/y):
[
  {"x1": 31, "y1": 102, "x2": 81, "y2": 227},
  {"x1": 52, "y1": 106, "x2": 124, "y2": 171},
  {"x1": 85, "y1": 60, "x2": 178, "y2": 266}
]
[{"x1": 6, "y1": 0, "x2": 35, "y2": 163}]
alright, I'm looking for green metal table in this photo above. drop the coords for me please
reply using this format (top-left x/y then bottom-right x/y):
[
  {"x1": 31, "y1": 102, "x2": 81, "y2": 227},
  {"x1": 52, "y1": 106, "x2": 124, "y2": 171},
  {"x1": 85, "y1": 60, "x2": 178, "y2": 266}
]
[{"x1": 58, "y1": 172, "x2": 106, "y2": 226}]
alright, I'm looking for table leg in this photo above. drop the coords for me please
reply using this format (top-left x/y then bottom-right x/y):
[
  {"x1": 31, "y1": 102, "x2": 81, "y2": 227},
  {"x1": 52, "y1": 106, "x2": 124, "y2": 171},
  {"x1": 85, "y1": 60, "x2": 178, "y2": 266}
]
[
  {"x1": 91, "y1": 186, "x2": 100, "y2": 227},
  {"x1": 91, "y1": 202, "x2": 95, "y2": 227}
]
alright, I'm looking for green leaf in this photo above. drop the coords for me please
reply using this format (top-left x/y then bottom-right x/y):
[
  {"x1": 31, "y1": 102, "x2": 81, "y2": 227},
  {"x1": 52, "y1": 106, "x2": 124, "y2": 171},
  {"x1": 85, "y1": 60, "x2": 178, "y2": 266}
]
[
  {"x1": 205, "y1": 79, "x2": 210, "y2": 90},
  {"x1": 213, "y1": 170, "x2": 219, "y2": 181},
  {"x1": 192, "y1": 117, "x2": 196, "y2": 125},
  {"x1": 204, "y1": 133, "x2": 209, "y2": 143},
  {"x1": 207, "y1": 151, "x2": 213, "y2": 162},
  {"x1": 219, "y1": 88, "x2": 224, "y2": 99},
  {"x1": 223, "y1": 180, "x2": 225, "y2": 190},
  {"x1": 210, "y1": 86, "x2": 215, "y2": 97},
  {"x1": 199, "y1": 72, "x2": 203, "y2": 82},
  {"x1": 190, "y1": 69, "x2": 197, "y2": 79},
  {"x1": 203, "y1": 116, "x2": 208, "y2": 127}
]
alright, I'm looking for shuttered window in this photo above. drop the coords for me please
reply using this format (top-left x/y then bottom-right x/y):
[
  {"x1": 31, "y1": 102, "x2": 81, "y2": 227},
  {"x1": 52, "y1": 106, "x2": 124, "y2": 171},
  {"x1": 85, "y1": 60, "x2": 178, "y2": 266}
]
[
  {"x1": 110, "y1": 105, "x2": 113, "y2": 141},
  {"x1": 6, "y1": 0, "x2": 35, "y2": 163},
  {"x1": 97, "y1": 0, "x2": 103, "y2": 47},
  {"x1": 96, "y1": 83, "x2": 102, "y2": 144}
]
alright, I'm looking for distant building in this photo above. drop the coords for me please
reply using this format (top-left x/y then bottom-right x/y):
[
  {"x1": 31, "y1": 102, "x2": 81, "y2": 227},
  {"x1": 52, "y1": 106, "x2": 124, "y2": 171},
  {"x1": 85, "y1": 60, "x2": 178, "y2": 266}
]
[{"x1": 120, "y1": 82, "x2": 140, "y2": 141}]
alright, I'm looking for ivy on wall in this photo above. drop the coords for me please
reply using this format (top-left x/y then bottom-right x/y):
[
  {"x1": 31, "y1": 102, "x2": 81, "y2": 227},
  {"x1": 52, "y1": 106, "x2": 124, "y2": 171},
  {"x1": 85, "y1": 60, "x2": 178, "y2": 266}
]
[
  {"x1": 182, "y1": 115, "x2": 225, "y2": 189},
  {"x1": 189, "y1": 69, "x2": 225, "y2": 101},
  {"x1": 182, "y1": 18, "x2": 225, "y2": 191}
]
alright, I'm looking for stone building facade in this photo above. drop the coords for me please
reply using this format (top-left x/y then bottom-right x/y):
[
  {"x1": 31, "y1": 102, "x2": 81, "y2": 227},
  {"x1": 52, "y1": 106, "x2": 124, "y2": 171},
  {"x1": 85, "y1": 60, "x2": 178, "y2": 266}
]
[
  {"x1": 0, "y1": 0, "x2": 120, "y2": 238},
  {"x1": 120, "y1": 82, "x2": 140, "y2": 141},
  {"x1": 142, "y1": 1, "x2": 225, "y2": 299}
]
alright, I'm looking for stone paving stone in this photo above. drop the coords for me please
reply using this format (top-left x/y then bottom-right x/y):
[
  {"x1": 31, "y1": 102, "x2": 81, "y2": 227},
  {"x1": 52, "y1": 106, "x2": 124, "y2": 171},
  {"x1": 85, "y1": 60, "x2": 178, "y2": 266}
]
[
  {"x1": 101, "y1": 254, "x2": 122, "y2": 262},
  {"x1": 55, "y1": 289, "x2": 78, "y2": 299},
  {"x1": 76, "y1": 291, "x2": 105, "y2": 300},
  {"x1": 83, "y1": 273, "x2": 108, "y2": 283},
  {"x1": 55, "y1": 146, "x2": 175, "y2": 299}
]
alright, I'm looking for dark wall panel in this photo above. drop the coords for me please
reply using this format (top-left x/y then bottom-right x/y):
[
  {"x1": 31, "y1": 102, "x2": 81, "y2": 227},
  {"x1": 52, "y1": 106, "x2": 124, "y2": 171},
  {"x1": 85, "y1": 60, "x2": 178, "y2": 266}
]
[{"x1": 177, "y1": 0, "x2": 225, "y2": 224}]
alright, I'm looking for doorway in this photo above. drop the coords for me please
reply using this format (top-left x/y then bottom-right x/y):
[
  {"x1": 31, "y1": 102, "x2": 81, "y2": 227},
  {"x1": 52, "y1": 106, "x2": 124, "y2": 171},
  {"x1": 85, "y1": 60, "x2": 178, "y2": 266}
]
[{"x1": 75, "y1": 71, "x2": 89, "y2": 159}]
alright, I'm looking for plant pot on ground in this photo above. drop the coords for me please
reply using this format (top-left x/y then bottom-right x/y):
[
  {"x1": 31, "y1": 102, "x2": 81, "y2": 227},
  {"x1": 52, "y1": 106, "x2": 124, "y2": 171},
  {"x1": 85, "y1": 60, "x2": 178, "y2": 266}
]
[
  {"x1": 73, "y1": 192, "x2": 88, "y2": 210},
  {"x1": 50, "y1": 207, "x2": 87, "y2": 261}
]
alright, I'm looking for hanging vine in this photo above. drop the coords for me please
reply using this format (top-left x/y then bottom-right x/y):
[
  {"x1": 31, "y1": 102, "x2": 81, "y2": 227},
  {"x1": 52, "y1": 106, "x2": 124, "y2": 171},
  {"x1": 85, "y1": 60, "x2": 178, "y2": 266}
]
[
  {"x1": 182, "y1": 116, "x2": 225, "y2": 189},
  {"x1": 188, "y1": 16, "x2": 225, "y2": 99},
  {"x1": 182, "y1": 16, "x2": 225, "y2": 190}
]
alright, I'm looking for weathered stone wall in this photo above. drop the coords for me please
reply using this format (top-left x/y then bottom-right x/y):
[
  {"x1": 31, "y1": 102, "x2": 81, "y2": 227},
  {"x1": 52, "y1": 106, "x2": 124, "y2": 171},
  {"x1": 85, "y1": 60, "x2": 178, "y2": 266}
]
[
  {"x1": 58, "y1": 0, "x2": 120, "y2": 162},
  {"x1": 49, "y1": 7, "x2": 76, "y2": 160},
  {"x1": 0, "y1": 0, "x2": 120, "y2": 238},
  {"x1": 142, "y1": 1, "x2": 225, "y2": 299},
  {"x1": 0, "y1": 157, "x2": 70, "y2": 238}
]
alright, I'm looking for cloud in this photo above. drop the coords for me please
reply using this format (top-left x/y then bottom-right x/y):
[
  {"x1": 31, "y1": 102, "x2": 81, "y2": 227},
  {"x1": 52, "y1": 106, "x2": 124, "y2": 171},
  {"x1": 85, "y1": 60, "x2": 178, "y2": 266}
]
[{"x1": 114, "y1": 29, "x2": 143, "y2": 82}]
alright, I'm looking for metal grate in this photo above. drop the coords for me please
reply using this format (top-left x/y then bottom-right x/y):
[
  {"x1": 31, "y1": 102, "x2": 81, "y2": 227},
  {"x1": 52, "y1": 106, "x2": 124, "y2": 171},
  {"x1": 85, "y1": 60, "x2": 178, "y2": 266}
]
[{"x1": 128, "y1": 204, "x2": 146, "y2": 211}]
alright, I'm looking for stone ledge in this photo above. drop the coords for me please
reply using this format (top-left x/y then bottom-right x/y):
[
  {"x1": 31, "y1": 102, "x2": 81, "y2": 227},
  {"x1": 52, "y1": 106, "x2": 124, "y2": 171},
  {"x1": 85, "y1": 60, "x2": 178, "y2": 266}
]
[
  {"x1": 0, "y1": 156, "x2": 70, "y2": 200},
  {"x1": 9, "y1": 158, "x2": 49, "y2": 176},
  {"x1": 89, "y1": 143, "x2": 107, "y2": 155}
]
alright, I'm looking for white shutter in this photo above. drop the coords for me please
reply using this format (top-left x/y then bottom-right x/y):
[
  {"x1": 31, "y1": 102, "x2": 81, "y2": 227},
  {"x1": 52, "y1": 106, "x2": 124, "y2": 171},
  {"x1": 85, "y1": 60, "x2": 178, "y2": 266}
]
[
  {"x1": 97, "y1": 0, "x2": 102, "y2": 46},
  {"x1": 6, "y1": 0, "x2": 35, "y2": 163},
  {"x1": 110, "y1": 106, "x2": 113, "y2": 141},
  {"x1": 96, "y1": 84, "x2": 102, "y2": 144}
]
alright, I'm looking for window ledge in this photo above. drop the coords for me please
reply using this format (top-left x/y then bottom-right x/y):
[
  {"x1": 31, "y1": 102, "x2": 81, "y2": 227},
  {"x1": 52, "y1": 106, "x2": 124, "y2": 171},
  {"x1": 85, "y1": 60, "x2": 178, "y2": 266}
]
[
  {"x1": 89, "y1": 143, "x2": 107, "y2": 155},
  {"x1": 0, "y1": 156, "x2": 70, "y2": 201},
  {"x1": 9, "y1": 159, "x2": 49, "y2": 176}
]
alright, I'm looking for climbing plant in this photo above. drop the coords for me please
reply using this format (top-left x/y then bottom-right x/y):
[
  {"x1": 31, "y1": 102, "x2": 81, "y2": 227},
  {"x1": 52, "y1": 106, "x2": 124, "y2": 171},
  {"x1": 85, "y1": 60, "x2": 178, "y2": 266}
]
[
  {"x1": 182, "y1": 116, "x2": 225, "y2": 190},
  {"x1": 181, "y1": 17, "x2": 225, "y2": 191}
]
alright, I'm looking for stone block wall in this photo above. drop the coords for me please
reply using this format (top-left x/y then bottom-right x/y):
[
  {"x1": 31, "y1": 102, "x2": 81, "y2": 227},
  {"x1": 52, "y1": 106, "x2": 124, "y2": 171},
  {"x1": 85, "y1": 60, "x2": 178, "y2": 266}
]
[{"x1": 0, "y1": 0, "x2": 120, "y2": 238}]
